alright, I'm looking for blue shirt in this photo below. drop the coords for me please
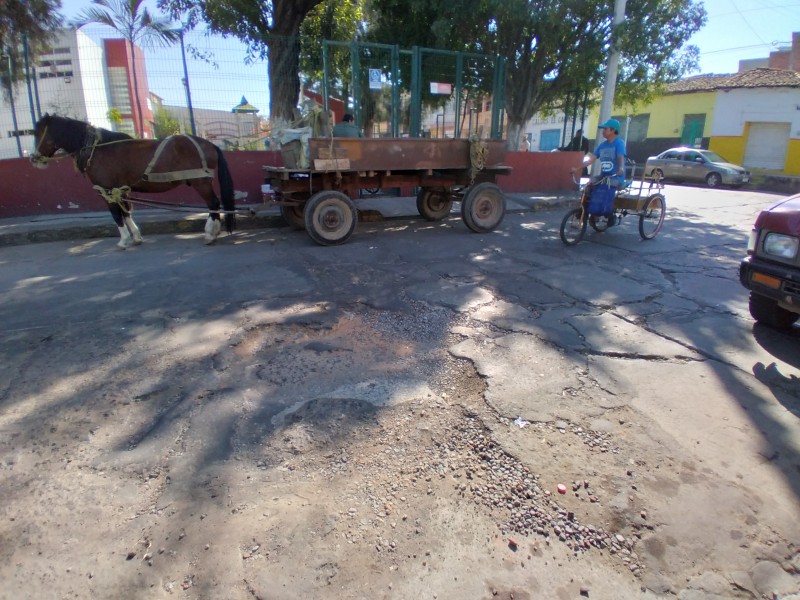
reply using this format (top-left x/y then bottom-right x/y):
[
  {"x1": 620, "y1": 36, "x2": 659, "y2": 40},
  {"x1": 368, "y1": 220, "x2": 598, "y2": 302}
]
[{"x1": 594, "y1": 137, "x2": 626, "y2": 183}]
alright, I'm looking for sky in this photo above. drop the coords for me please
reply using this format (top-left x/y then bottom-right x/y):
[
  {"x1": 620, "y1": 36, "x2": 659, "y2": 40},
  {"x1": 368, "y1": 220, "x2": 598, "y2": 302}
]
[
  {"x1": 688, "y1": 0, "x2": 800, "y2": 74},
  {"x1": 57, "y1": 0, "x2": 800, "y2": 113}
]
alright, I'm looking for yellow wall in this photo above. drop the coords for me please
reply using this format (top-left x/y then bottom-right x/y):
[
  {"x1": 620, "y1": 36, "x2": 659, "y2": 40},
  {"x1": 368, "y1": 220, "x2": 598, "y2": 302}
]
[
  {"x1": 785, "y1": 140, "x2": 800, "y2": 175},
  {"x1": 640, "y1": 93, "x2": 716, "y2": 138},
  {"x1": 588, "y1": 92, "x2": 717, "y2": 138},
  {"x1": 709, "y1": 136, "x2": 746, "y2": 165},
  {"x1": 711, "y1": 129, "x2": 800, "y2": 175}
]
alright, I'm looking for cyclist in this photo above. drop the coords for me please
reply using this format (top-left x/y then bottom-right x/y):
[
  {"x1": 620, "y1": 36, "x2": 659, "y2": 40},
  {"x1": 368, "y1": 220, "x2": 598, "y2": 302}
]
[{"x1": 575, "y1": 118, "x2": 626, "y2": 226}]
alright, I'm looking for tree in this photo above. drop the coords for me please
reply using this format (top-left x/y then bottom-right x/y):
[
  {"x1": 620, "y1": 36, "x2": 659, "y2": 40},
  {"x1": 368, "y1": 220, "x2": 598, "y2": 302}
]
[
  {"x1": 73, "y1": 0, "x2": 180, "y2": 138},
  {"x1": 0, "y1": 0, "x2": 62, "y2": 86},
  {"x1": 153, "y1": 106, "x2": 180, "y2": 137},
  {"x1": 366, "y1": 0, "x2": 706, "y2": 149},
  {"x1": 157, "y1": 0, "x2": 327, "y2": 122},
  {"x1": 107, "y1": 106, "x2": 123, "y2": 124}
]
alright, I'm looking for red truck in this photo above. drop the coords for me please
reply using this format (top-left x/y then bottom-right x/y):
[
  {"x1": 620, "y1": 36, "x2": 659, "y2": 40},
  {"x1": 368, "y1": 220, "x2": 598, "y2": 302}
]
[{"x1": 740, "y1": 193, "x2": 800, "y2": 329}]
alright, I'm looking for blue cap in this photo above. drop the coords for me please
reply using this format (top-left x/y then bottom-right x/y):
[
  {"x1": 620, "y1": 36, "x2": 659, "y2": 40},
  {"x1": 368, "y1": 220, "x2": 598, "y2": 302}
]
[{"x1": 598, "y1": 118, "x2": 621, "y2": 131}]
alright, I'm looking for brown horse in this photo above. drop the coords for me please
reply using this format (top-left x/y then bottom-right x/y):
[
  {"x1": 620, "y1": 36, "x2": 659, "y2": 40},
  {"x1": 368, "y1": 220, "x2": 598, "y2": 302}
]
[{"x1": 30, "y1": 114, "x2": 235, "y2": 248}]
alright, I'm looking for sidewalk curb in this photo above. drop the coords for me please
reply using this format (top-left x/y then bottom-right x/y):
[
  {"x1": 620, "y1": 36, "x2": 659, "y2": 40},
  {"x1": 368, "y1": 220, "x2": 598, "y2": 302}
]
[{"x1": 0, "y1": 194, "x2": 579, "y2": 247}]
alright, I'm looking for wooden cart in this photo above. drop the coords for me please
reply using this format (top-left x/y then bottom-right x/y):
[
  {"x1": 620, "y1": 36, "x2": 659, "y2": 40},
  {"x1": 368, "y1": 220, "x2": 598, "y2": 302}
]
[{"x1": 262, "y1": 137, "x2": 511, "y2": 245}]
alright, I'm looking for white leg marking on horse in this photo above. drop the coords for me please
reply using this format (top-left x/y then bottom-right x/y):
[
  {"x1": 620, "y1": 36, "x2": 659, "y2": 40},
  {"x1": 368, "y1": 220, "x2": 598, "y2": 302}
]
[
  {"x1": 124, "y1": 216, "x2": 143, "y2": 245},
  {"x1": 204, "y1": 218, "x2": 221, "y2": 244},
  {"x1": 117, "y1": 226, "x2": 133, "y2": 249}
]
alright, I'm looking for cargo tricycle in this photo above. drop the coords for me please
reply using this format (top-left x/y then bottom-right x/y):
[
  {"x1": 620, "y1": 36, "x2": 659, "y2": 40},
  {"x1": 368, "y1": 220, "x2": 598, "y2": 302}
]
[{"x1": 559, "y1": 160, "x2": 666, "y2": 246}]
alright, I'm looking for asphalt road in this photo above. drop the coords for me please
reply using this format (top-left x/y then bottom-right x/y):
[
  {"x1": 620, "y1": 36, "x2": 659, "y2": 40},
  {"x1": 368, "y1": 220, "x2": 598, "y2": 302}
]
[{"x1": 1, "y1": 184, "x2": 798, "y2": 599}]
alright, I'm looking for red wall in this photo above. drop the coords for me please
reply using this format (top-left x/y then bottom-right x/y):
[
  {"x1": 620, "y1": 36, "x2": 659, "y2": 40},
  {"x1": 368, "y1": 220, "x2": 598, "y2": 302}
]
[
  {"x1": 0, "y1": 150, "x2": 581, "y2": 219},
  {"x1": 499, "y1": 151, "x2": 583, "y2": 192}
]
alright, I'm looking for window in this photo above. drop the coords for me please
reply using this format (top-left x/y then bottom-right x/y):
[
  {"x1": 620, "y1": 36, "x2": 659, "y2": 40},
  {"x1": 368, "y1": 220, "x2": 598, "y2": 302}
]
[
  {"x1": 610, "y1": 114, "x2": 649, "y2": 142},
  {"x1": 7, "y1": 129, "x2": 35, "y2": 138},
  {"x1": 108, "y1": 67, "x2": 132, "y2": 113},
  {"x1": 683, "y1": 151, "x2": 702, "y2": 162},
  {"x1": 539, "y1": 129, "x2": 561, "y2": 151}
]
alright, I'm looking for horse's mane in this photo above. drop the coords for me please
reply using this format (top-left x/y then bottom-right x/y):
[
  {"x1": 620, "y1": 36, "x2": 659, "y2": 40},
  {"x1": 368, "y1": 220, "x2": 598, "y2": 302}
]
[{"x1": 45, "y1": 114, "x2": 133, "y2": 150}]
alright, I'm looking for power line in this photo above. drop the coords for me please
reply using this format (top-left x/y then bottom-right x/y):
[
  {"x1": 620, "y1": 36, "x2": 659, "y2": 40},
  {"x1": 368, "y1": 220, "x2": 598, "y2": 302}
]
[{"x1": 700, "y1": 42, "x2": 791, "y2": 55}]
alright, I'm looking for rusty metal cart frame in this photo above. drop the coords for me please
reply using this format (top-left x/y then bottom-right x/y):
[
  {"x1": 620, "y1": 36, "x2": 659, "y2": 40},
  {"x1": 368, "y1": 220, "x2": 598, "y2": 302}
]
[
  {"x1": 559, "y1": 160, "x2": 666, "y2": 246},
  {"x1": 262, "y1": 137, "x2": 511, "y2": 245}
]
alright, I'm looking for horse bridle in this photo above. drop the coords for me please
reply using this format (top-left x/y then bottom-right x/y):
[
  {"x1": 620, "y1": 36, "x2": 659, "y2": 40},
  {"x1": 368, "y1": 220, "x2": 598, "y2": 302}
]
[{"x1": 29, "y1": 123, "x2": 52, "y2": 166}]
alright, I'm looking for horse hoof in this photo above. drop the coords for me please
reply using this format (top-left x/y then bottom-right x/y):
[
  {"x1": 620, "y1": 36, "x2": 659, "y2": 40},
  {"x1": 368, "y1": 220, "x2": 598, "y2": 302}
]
[
  {"x1": 203, "y1": 236, "x2": 217, "y2": 245},
  {"x1": 133, "y1": 237, "x2": 144, "y2": 245},
  {"x1": 117, "y1": 241, "x2": 130, "y2": 249}
]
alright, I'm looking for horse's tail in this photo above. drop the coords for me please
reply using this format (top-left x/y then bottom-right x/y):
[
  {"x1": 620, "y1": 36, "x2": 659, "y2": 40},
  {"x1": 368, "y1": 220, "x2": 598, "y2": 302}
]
[{"x1": 215, "y1": 146, "x2": 235, "y2": 233}]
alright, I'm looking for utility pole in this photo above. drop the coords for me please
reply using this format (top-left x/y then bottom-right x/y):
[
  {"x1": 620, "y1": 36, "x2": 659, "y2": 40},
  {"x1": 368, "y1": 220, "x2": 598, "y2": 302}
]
[
  {"x1": 3, "y1": 50, "x2": 23, "y2": 157},
  {"x1": 178, "y1": 29, "x2": 196, "y2": 136},
  {"x1": 592, "y1": 0, "x2": 626, "y2": 175},
  {"x1": 23, "y1": 34, "x2": 38, "y2": 124}
]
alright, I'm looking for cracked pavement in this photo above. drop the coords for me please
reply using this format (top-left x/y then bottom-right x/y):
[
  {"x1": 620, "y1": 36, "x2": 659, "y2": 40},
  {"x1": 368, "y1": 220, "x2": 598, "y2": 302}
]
[{"x1": 1, "y1": 185, "x2": 798, "y2": 599}]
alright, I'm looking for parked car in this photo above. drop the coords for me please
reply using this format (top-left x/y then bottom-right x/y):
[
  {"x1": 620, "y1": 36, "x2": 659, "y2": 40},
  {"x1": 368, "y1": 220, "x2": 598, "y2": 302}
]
[
  {"x1": 739, "y1": 193, "x2": 800, "y2": 329},
  {"x1": 644, "y1": 147, "x2": 751, "y2": 188}
]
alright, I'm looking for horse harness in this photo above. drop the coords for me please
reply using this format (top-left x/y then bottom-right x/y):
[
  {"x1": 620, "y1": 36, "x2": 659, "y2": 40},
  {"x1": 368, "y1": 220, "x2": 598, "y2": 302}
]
[{"x1": 83, "y1": 132, "x2": 214, "y2": 210}]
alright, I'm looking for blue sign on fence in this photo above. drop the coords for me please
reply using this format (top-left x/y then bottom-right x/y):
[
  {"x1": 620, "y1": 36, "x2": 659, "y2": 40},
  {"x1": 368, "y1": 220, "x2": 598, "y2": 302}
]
[{"x1": 369, "y1": 69, "x2": 382, "y2": 90}]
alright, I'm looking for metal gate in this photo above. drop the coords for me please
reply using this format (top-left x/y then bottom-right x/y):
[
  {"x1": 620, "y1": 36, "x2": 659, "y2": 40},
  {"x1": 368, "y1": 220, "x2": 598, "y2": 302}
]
[
  {"x1": 320, "y1": 41, "x2": 506, "y2": 140},
  {"x1": 744, "y1": 122, "x2": 790, "y2": 170}
]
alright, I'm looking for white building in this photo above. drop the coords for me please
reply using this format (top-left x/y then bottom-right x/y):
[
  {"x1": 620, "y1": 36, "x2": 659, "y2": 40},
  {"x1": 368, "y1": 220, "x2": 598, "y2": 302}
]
[{"x1": 0, "y1": 28, "x2": 117, "y2": 160}]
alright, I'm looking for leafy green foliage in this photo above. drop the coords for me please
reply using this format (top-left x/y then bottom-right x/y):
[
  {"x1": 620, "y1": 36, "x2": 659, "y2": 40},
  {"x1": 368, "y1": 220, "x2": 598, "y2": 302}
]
[
  {"x1": 366, "y1": 0, "x2": 706, "y2": 147},
  {"x1": 153, "y1": 106, "x2": 181, "y2": 137},
  {"x1": 107, "y1": 106, "x2": 123, "y2": 124},
  {"x1": 300, "y1": 0, "x2": 362, "y2": 87},
  {"x1": 73, "y1": 0, "x2": 180, "y2": 137},
  {"x1": 0, "y1": 0, "x2": 62, "y2": 88},
  {"x1": 158, "y1": 0, "x2": 326, "y2": 120}
]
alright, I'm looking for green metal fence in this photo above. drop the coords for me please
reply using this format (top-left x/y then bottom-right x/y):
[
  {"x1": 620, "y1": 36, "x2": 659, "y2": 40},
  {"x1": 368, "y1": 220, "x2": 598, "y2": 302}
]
[{"x1": 320, "y1": 40, "x2": 506, "y2": 140}]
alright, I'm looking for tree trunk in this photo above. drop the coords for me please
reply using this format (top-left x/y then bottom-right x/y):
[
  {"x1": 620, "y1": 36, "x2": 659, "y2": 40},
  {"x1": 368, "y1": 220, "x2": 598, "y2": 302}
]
[
  {"x1": 268, "y1": 0, "x2": 324, "y2": 122},
  {"x1": 267, "y1": 35, "x2": 301, "y2": 122},
  {"x1": 505, "y1": 121, "x2": 523, "y2": 152}
]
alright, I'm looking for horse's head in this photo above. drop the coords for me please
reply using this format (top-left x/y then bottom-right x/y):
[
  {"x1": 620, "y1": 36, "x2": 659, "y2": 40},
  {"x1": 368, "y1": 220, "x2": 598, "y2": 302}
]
[{"x1": 30, "y1": 114, "x2": 57, "y2": 169}]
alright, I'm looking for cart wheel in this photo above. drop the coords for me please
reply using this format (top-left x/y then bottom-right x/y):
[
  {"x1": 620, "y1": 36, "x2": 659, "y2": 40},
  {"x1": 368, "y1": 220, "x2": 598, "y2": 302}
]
[
  {"x1": 589, "y1": 215, "x2": 611, "y2": 232},
  {"x1": 280, "y1": 203, "x2": 306, "y2": 230},
  {"x1": 304, "y1": 191, "x2": 357, "y2": 246},
  {"x1": 639, "y1": 194, "x2": 666, "y2": 239},
  {"x1": 461, "y1": 182, "x2": 506, "y2": 233},
  {"x1": 416, "y1": 188, "x2": 453, "y2": 221},
  {"x1": 560, "y1": 208, "x2": 587, "y2": 245}
]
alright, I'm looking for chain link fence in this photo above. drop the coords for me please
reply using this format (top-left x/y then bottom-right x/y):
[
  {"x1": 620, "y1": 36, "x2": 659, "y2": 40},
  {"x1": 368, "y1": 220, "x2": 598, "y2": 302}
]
[
  {"x1": 1, "y1": 26, "x2": 505, "y2": 159},
  {"x1": 316, "y1": 41, "x2": 505, "y2": 140}
]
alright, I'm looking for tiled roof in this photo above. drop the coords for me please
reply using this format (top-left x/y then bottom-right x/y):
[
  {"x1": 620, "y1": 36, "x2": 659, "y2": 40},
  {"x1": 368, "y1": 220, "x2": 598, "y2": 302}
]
[{"x1": 666, "y1": 68, "x2": 800, "y2": 94}]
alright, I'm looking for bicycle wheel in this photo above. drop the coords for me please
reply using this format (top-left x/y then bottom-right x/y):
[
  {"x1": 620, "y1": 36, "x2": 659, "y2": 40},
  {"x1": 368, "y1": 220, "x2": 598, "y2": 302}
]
[
  {"x1": 589, "y1": 215, "x2": 611, "y2": 232},
  {"x1": 639, "y1": 194, "x2": 666, "y2": 239},
  {"x1": 560, "y1": 208, "x2": 587, "y2": 245}
]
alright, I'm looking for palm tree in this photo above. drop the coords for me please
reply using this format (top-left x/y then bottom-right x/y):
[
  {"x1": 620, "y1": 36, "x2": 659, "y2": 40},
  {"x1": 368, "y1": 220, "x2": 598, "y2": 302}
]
[{"x1": 73, "y1": 0, "x2": 179, "y2": 138}]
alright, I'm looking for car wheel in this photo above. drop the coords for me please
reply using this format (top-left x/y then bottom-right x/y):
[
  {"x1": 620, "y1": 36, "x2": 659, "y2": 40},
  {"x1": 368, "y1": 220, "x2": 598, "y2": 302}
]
[
  {"x1": 706, "y1": 172, "x2": 722, "y2": 187},
  {"x1": 749, "y1": 293, "x2": 799, "y2": 329}
]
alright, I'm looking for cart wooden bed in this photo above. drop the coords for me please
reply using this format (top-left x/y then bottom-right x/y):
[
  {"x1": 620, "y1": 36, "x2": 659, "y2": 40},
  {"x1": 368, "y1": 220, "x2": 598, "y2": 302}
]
[{"x1": 262, "y1": 137, "x2": 511, "y2": 245}]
